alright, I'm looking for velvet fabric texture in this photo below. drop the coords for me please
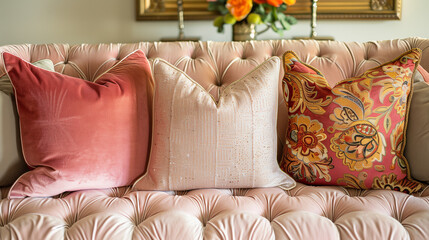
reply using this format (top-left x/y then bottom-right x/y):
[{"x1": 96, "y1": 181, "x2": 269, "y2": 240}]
[
  {"x1": 3, "y1": 50, "x2": 152, "y2": 198},
  {"x1": 281, "y1": 49, "x2": 425, "y2": 193},
  {"x1": 0, "y1": 59, "x2": 55, "y2": 187},
  {"x1": 133, "y1": 57, "x2": 296, "y2": 191},
  {"x1": 405, "y1": 81, "x2": 429, "y2": 183},
  {"x1": 402, "y1": 66, "x2": 429, "y2": 183},
  {"x1": 0, "y1": 59, "x2": 55, "y2": 94}
]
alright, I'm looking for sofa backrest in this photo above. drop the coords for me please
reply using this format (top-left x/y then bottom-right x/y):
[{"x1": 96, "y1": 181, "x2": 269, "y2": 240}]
[{"x1": 1, "y1": 38, "x2": 429, "y2": 161}]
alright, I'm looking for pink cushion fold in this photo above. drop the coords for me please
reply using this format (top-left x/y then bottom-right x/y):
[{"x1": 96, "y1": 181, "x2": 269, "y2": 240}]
[{"x1": 3, "y1": 50, "x2": 152, "y2": 198}]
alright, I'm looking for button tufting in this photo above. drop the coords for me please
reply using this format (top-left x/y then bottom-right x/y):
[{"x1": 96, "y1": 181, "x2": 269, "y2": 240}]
[
  {"x1": 53, "y1": 191, "x2": 71, "y2": 199},
  {"x1": 132, "y1": 214, "x2": 146, "y2": 226},
  {"x1": 231, "y1": 189, "x2": 248, "y2": 196},
  {"x1": 66, "y1": 216, "x2": 78, "y2": 227},
  {"x1": 364, "y1": 50, "x2": 370, "y2": 60},
  {"x1": 175, "y1": 190, "x2": 189, "y2": 196},
  {"x1": 107, "y1": 186, "x2": 132, "y2": 198}
]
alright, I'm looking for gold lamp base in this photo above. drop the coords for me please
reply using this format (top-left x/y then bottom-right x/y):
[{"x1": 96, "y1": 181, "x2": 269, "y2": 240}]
[
  {"x1": 293, "y1": 0, "x2": 334, "y2": 41},
  {"x1": 160, "y1": 0, "x2": 200, "y2": 42}
]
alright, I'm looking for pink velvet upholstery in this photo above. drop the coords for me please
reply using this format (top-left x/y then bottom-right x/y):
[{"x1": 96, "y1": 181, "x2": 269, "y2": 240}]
[{"x1": 1, "y1": 38, "x2": 429, "y2": 239}]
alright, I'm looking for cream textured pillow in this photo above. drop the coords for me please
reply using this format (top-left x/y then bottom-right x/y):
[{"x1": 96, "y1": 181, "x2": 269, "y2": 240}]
[{"x1": 133, "y1": 57, "x2": 296, "y2": 191}]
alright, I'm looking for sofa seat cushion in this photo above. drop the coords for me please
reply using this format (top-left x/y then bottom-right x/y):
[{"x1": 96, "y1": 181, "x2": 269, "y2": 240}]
[{"x1": 0, "y1": 185, "x2": 428, "y2": 239}]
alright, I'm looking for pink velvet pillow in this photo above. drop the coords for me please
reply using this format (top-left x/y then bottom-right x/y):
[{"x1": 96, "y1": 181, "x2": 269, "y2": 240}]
[
  {"x1": 2, "y1": 50, "x2": 152, "y2": 198},
  {"x1": 281, "y1": 49, "x2": 425, "y2": 193}
]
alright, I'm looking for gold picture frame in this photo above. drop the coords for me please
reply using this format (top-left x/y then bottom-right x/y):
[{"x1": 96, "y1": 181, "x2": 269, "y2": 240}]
[{"x1": 136, "y1": 0, "x2": 402, "y2": 21}]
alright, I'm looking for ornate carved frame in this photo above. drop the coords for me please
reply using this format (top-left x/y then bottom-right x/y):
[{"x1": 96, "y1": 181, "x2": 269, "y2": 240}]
[{"x1": 136, "y1": 0, "x2": 401, "y2": 21}]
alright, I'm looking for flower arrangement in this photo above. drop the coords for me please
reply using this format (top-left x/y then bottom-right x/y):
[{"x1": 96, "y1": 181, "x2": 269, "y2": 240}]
[{"x1": 209, "y1": 0, "x2": 297, "y2": 35}]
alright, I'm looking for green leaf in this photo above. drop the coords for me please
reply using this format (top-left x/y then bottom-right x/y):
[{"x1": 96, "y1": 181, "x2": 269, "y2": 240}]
[
  {"x1": 263, "y1": 12, "x2": 273, "y2": 24},
  {"x1": 262, "y1": 3, "x2": 271, "y2": 8},
  {"x1": 207, "y1": 1, "x2": 229, "y2": 14},
  {"x1": 208, "y1": 2, "x2": 217, "y2": 11},
  {"x1": 271, "y1": 23, "x2": 279, "y2": 33},
  {"x1": 278, "y1": 4, "x2": 287, "y2": 12},
  {"x1": 278, "y1": 13, "x2": 291, "y2": 30},
  {"x1": 280, "y1": 18, "x2": 291, "y2": 30},
  {"x1": 217, "y1": 25, "x2": 224, "y2": 33},
  {"x1": 218, "y1": 5, "x2": 229, "y2": 15},
  {"x1": 284, "y1": 15, "x2": 298, "y2": 25},
  {"x1": 272, "y1": 7, "x2": 278, "y2": 21},
  {"x1": 255, "y1": 4, "x2": 265, "y2": 15}
]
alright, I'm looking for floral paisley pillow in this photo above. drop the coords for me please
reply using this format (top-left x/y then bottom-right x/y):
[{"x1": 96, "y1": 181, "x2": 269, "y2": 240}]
[{"x1": 280, "y1": 49, "x2": 425, "y2": 193}]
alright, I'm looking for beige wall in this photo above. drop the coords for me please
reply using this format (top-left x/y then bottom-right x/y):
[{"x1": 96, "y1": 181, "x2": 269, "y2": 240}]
[{"x1": 0, "y1": 0, "x2": 428, "y2": 45}]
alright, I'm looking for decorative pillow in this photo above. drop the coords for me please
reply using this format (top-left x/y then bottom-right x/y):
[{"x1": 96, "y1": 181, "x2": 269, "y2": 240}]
[
  {"x1": 280, "y1": 49, "x2": 425, "y2": 193},
  {"x1": 0, "y1": 59, "x2": 55, "y2": 187},
  {"x1": 2, "y1": 50, "x2": 152, "y2": 198},
  {"x1": 405, "y1": 81, "x2": 429, "y2": 183},
  {"x1": 133, "y1": 57, "x2": 296, "y2": 191},
  {"x1": 0, "y1": 59, "x2": 55, "y2": 94}
]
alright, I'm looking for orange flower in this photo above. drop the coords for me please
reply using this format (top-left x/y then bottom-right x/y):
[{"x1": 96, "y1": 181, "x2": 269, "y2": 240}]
[
  {"x1": 267, "y1": 0, "x2": 282, "y2": 7},
  {"x1": 226, "y1": 0, "x2": 253, "y2": 21},
  {"x1": 283, "y1": 0, "x2": 296, "y2": 5},
  {"x1": 254, "y1": 0, "x2": 294, "y2": 7}
]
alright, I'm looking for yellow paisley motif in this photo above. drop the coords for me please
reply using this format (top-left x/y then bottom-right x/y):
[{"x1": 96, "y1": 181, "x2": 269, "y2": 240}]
[
  {"x1": 372, "y1": 65, "x2": 412, "y2": 119},
  {"x1": 283, "y1": 51, "x2": 330, "y2": 88},
  {"x1": 330, "y1": 120, "x2": 386, "y2": 171},
  {"x1": 372, "y1": 173, "x2": 424, "y2": 194},
  {"x1": 329, "y1": 83, "x2": 374, "y2": 130},
  {"x1": 283, "y1": 75, "x2": 332, "y2": 115},
  {"x1": 283, "y1": 52, "x2": 332, "y2": 115},
  {"x1": 337, "y1": 172, "x2": 368, "y2": 189}
]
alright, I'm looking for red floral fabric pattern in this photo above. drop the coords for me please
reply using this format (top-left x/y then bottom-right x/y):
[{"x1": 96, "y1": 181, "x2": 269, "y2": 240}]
[{"x1": 281, "y1": 49, "x2": 425, "y2": 193}]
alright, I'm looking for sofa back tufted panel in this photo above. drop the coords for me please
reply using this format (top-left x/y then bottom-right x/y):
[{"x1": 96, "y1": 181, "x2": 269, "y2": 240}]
[{"x1": 0, "y1": 38, "x2": 429, "y2": 239}]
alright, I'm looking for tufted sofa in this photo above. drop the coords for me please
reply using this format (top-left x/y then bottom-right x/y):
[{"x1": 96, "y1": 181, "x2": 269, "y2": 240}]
[{"x1": 0, "y1": 38, "x2": 429, "y2": 239}]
